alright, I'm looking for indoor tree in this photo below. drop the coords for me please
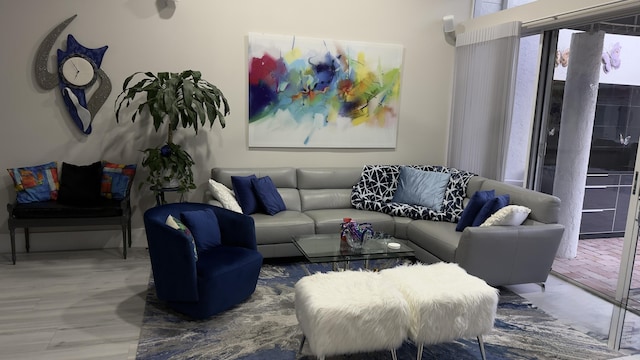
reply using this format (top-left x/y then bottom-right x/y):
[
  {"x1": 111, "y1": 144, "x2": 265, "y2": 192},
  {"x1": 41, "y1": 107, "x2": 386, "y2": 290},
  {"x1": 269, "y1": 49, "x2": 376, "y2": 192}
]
[{"x1": 115, "y1": 70, "x2": 230, "y2": 196}]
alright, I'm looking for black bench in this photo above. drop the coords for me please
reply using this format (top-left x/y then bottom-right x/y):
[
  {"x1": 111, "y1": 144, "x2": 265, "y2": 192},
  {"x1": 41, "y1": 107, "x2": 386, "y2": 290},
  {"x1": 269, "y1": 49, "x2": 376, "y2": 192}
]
[{"x1": 6, "y1": 197, "x2": 132, "y2": 264}]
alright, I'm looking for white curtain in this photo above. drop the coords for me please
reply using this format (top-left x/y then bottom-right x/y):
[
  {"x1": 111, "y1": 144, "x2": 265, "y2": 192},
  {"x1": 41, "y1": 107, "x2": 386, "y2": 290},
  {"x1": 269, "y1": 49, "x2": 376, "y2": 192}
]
[{"x1": 447, "y1": 21, "x2": 521, "y2": 181}]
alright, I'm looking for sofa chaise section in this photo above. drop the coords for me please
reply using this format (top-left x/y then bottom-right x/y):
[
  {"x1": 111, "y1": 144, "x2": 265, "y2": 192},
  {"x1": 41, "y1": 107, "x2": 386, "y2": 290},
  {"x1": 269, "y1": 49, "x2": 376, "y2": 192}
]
[{"x1": 406, "y1": 176, "x2": 563, "y2": 286}]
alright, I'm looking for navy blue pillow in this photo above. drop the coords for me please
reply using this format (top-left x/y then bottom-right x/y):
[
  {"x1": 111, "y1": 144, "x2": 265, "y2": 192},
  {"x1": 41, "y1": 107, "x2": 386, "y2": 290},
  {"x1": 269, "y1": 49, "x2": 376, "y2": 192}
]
[
  {"x1": 471, "y1": 194, "x2": 510, "y2": 227},
  {"x1": 231, "y1": 175, "x2": 260, "y2": 214},
  {"x1": 456, "y1": 190, "x2": 495, "y2": 232},
  {"x1": 252, "y1": 176, "x2": 286, "y2": 215},
  {"x1": 180, "y1": 208, "x2": 222, "y2": 252}
]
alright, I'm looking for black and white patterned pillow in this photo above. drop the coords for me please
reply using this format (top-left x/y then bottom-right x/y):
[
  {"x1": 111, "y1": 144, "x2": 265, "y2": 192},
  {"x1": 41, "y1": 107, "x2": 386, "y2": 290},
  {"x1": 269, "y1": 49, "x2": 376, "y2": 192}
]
[{"x1": 351, "y1": 165, "x2": 476, "y2": 222}]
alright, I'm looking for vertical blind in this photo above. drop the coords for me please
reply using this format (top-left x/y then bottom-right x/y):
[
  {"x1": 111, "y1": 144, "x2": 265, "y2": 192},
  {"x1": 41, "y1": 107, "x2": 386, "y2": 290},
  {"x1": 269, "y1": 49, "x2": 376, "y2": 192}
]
[{"x1": 447, "y1": 21, "x2": 522, "y2": 181}]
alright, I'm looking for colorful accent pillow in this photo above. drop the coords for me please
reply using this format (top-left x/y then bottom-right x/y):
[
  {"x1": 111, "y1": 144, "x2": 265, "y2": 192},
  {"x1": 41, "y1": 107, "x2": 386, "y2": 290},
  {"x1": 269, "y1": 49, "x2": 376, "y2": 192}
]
[
  {"x1": 7, "y1": 161, "x2": 59, "y2": 203},
  {"x1": 166, "y1": 214, "x2": 198, "y2": 260},
  {"x1": 455, "y1": 190, "x2": 495, "y2": 232},
  {"x1": 231, "y1": 174, "x2": 261, "y2": 215},
  {"x1": 101, "y1": 162, "x2": 136, "y2": 200},
  {"x1": 480, "y1": 205, "x2": 531, "y2": 227},
  {"x1": 471, "y1": 194, "x2": 510, "y2": 227},
  {"x1": 392, "y1": 166, "x2": 450, "y2": 211},
  {"x1": 180, "y1": 208, "x2": 222, "y2": 252},
  {"x1": 208, "y1": 179, "x2": 242, "y2": 213},
  {"x1": 252, "y1": 176, "x2": 286, "y2": 215},
  {"x1": 57, "y1": 161, "x2": 103, "y2": 206}
]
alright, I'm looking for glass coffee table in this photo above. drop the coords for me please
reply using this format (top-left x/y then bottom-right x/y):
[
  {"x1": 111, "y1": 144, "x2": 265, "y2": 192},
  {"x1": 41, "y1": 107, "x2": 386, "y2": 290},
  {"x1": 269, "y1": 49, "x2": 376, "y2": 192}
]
[{"x1": 292, "y1": 233, "x2": 415, "y2": 270}]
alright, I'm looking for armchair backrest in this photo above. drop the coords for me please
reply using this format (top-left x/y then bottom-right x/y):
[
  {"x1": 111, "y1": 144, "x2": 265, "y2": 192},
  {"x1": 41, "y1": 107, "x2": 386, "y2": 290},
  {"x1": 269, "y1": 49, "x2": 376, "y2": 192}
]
[{"x1": 144, "y1": 203, "x2": 211, "y2": 303}]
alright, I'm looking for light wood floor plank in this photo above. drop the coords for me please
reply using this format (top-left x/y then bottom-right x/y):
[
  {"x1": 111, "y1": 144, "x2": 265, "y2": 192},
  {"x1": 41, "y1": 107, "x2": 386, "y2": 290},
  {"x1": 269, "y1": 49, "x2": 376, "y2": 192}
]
[{"x1": 0, "y1": 248, "x2": 150, "y2": 359}]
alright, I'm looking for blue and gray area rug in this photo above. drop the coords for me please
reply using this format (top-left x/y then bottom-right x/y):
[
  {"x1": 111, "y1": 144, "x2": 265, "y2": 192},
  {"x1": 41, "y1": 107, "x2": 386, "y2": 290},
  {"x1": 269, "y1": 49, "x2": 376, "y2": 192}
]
[{"x1": 136, "y1": 261, "x2": 623, "y2": 359}]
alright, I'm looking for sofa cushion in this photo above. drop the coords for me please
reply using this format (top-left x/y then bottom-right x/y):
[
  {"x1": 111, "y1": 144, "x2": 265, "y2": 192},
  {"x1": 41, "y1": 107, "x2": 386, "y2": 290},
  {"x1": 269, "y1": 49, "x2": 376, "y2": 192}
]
[
  {"x1": 407, "y1": 220, "x2": 460, "y2": 262},
  {"x1": 305, "y1": 209, "x2": 395, "y2": 235},
  {"x1": 252, "y1": 176, "x2": 286, "y2": 215},
  {"x1": 231, "y1": 175, "x2": 260, "y2": 215},
  {"x1": 392, "y1": 166, "x2": 450, "y2": 211},
  {"x1": 180, "y1": 208, "x2": 222, "y2": 252},
  {"x1": 472, "y1": 194, "x2": 510, "y2": 227},
  {"x1": 351, "y1": 165, "x2": 475, "y2": 222},
  {"x1": 250, "y1": 211, "x2": 315, "y2": 245},
  {"x1": 456, "y1": 190, "x2": 495, "y2": 232},
  {"x1": 57, "y1": 161, "x2": 103, "y2": 206},
  {"x1": 7, "y1": 162, "x2": 60, "y2": 203}
]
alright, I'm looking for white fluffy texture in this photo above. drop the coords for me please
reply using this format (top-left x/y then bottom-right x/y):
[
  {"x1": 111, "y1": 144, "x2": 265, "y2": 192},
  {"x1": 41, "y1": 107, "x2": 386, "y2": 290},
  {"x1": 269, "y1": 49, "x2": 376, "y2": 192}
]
[
  {"x1": 379, "y1": 263, "x2": 499, "y2": 345},
  {"x1": 294, "y1": 270, "x2": 410, "y2": 358},
  {"x1": 208, "y1": 179, "x2": 242, "y2": 213},
  {"x1": 480, "y1": 205, "x2": 531, "y2": 227},
  {"x1": 165, "y1": 215, "x2": 180, "y2": 229}
]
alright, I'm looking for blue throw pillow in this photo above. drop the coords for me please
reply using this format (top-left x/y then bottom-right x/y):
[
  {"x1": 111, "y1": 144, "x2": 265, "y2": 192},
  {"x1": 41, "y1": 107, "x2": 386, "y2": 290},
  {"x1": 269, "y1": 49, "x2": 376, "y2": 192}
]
[
  {"x1": 231, "y1": 175, "x2": 260, "y2": 215},
  {"x1": 180, "y1": 208, "x2": 222, "y2": 252},
  {"x1": 252, "y1": 176, "x2": 286, "y2": 215},
  {"x1": 392, "y1": 166, "x2": 451, "y2": 211},
  {"x1": 471, "y1": 194, "x2": 510, "y2": 227},
  {"x1": 455, "y1": 190, "x2": 495, "y2": 232}
]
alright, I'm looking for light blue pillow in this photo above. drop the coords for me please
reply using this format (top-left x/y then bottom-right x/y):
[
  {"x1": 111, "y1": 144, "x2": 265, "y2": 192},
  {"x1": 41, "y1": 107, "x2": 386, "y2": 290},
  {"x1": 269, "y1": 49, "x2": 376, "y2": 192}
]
[{"x1": 392, "y1": 166, "x2": 451, "y2": 211}]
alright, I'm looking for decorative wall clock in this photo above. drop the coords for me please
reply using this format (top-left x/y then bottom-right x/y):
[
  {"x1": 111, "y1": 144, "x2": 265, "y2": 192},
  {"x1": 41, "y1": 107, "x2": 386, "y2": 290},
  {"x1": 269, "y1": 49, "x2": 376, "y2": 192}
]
[{"x1": 34, "y1": 14, "x2": 112, "y2": 135}]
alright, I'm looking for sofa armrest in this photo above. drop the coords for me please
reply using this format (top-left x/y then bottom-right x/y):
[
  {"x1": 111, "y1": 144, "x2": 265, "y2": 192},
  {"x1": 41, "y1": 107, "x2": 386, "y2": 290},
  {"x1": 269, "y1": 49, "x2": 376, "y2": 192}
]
[
  {"x1": 455, "y1": 224, "x2": 564, "y2": 286},
  {"x1": 212, "y1": 206, "x2": 258, "y2": 251}
]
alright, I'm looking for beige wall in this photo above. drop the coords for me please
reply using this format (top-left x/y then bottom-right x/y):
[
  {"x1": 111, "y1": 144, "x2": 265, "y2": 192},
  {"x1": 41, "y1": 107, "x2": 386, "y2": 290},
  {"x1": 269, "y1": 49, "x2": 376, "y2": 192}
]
[
  {"x1": 0, "y1": 0, "x2": 472, "y2": 253},
  {"x1": 0, "y1": 0, "x2": 624, "y2": 254}
]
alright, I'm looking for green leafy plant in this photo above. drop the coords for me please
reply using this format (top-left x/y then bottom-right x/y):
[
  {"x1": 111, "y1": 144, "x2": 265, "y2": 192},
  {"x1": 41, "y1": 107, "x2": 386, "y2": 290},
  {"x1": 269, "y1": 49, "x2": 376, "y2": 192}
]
[{"x1": 114, "y1": 70, "x2": 230, "y2": 195}]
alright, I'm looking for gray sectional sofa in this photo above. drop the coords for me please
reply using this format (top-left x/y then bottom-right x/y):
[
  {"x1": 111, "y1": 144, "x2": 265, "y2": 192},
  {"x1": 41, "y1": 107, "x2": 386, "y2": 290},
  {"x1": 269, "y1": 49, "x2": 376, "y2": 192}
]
[{"x1": 208, "y1": 167, "x2": 564, "y2": 286}]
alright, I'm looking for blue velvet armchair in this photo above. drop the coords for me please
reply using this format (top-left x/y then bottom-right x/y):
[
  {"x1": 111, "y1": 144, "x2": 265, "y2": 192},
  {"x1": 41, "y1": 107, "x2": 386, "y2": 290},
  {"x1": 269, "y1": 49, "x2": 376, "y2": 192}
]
[{"x1": 143, "y1": 202, "x2": 263, "y2": 319}]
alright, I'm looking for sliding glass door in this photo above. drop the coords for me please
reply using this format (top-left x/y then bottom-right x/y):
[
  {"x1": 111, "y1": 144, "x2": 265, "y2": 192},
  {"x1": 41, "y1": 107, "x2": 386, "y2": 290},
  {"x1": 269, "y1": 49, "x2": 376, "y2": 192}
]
[
  {"x1": 528, "y1": 20, "x2": 640, "y2": 351},
  {"x1": 608, "y1": 140, "x2": 640, "y2": 351}
]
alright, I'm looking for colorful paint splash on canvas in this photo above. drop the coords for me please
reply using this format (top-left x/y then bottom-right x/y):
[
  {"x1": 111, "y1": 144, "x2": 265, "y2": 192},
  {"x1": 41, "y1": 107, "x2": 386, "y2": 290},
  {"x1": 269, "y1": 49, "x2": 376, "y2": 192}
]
[{"x1": 248, "y1": 33, "x2": 403, "y2": 148}]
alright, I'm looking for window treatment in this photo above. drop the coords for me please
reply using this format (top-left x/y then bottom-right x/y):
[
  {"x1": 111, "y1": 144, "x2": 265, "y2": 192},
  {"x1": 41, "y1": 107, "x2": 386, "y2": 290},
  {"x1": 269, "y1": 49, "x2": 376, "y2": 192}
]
[{"x1": 447, "y1": 21, "x2": 521, "y2": 181}]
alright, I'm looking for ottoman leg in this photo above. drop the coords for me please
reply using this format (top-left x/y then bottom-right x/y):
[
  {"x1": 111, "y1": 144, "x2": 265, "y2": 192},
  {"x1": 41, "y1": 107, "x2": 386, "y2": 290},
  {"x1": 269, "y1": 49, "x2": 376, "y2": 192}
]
[
  {"x1": 416, "y1": 342, "x2": 424, "y2": 360},
  {"x1": 299, "y1": 334, "x2": 306, "y2": 353},
  {"x1": 391, "y1": 348, "x2": 398, "y2": 360},
  {"x1": 478, "y1": 335, "x2": 487, "y2": 360}
]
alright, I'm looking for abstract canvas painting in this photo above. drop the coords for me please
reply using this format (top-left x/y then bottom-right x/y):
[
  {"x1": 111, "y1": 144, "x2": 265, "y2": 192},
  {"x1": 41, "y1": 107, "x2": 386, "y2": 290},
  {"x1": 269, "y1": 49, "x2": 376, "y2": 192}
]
[{"x1": 248, "y1": 33, "x2": 404, "y2": 148}]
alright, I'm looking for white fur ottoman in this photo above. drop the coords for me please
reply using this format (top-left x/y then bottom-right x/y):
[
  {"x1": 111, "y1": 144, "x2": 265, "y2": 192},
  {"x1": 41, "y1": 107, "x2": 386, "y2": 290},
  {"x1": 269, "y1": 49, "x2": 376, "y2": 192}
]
[
  {"x1": 380, "y1": 263, "x2": 499, "y2": 360},
  {"x1": 294, "y1": 270, "x2": 410, "y2": 359}
]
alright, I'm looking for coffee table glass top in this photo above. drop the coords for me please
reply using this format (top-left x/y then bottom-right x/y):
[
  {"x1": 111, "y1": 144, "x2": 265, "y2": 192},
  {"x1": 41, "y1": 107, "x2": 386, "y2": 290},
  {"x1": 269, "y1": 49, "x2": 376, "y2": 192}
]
[{"x1": 292, "y1": 233, "x2": 415, "y2": 264}]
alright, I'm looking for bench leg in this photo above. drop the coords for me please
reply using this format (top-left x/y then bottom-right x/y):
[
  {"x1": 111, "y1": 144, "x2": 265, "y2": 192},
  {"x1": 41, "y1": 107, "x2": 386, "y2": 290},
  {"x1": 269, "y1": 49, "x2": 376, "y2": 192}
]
[
  {"x1": 121, "y1": 224, "x2": 127, "y2": 259},
  {"x1": 9, "y1": 226, "x2": 16, "y2": 265},
  {"x1": 24, "y1": 228, "x2": 30, "y2": 253},
  {"x1": 127, "y1": 217, "x2": 132, "y2": 248}
]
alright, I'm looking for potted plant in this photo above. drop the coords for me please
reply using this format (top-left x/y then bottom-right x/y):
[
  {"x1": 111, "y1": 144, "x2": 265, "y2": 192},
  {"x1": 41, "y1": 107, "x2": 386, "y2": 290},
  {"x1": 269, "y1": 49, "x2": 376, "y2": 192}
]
[{"x1": 114, "y1": 70, "x2": 230, "y2": 195}]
